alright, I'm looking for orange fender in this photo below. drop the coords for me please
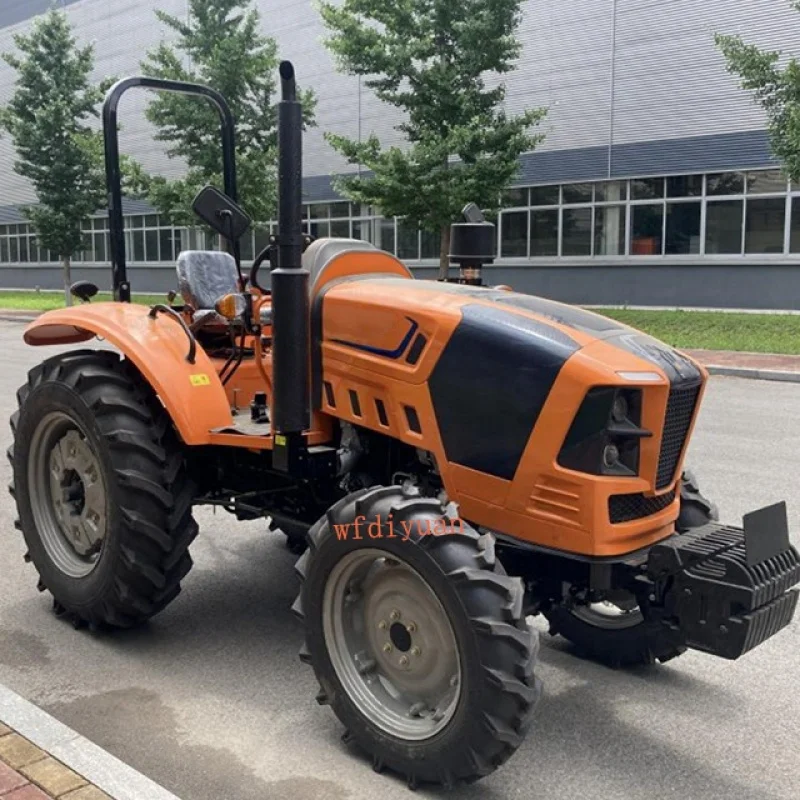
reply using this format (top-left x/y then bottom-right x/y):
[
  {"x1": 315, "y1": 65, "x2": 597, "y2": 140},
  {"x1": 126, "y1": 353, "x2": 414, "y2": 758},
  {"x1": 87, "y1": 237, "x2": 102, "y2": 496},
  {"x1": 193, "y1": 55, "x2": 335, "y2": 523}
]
[{"x1": 23, "y1": 302, "x2": 233, "y2": 445}]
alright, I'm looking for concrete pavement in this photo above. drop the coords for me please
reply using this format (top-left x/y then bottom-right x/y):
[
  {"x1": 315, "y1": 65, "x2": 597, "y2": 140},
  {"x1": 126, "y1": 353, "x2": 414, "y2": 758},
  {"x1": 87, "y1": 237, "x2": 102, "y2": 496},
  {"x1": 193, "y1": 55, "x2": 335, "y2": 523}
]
[{"x1": 0, "y1": 321, "x2": 799, "y2": 800}]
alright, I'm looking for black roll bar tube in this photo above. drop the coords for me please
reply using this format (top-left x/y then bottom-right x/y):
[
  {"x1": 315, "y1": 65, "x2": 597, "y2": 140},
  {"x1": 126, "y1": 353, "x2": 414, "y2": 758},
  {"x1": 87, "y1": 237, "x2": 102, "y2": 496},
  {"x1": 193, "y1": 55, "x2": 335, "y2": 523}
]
[{"x1": 102, "y1": 76, "x2": 239, "y2": 302}]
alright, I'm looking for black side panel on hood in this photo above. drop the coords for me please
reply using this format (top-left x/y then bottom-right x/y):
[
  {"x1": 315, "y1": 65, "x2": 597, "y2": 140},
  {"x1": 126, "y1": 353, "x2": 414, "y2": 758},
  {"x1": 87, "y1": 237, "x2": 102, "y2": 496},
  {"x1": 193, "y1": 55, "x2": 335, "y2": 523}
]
[{"x1": 428, "y1": 304, "x2": 579, "y2": 480}]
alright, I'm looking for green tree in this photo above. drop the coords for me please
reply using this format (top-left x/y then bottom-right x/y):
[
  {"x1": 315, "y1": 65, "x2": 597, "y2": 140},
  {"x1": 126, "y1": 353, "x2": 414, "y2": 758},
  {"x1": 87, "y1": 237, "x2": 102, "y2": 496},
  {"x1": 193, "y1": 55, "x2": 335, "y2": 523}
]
[
  {"x1": 717, "y1": 7, "x2": 800, "y2": 180},
  {"x1": 0, "y1": 9, "x2": 109, "y2": 305},
  {"x1": 320, "y1": 0, "x2": 546, "y2": 277},
  {"x1": 138, "y1": 0, "x2": 315, "y2": 227}
]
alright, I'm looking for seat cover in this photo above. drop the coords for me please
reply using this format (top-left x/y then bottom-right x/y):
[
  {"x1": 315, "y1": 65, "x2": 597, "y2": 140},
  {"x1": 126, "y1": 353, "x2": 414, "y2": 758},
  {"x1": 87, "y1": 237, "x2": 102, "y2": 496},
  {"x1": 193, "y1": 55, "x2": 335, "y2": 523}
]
[{"x1": 176, "y1": 250, "x2": 239, "y2": 309}]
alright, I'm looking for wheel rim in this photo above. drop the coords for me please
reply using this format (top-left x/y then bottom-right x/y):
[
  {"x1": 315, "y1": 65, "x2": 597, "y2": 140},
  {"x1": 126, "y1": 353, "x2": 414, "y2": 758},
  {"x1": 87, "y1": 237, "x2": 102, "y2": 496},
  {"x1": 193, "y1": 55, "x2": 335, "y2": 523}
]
[
  {"x1": 27, "y1": 411, "x2": 108, "y2": 579},
  {"x1": 322, "y1": 548, "x2": 462, "y2": 741},
  {"x1": 571, "y1": 599, "x2": 643, "y2": 630}
]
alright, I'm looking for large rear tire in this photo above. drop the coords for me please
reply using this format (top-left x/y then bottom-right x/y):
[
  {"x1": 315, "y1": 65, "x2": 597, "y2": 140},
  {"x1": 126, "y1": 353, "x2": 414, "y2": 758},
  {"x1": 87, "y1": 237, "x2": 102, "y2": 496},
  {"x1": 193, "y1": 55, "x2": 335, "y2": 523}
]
[
  {"x1": 293, "y1": 486, "x2": 541, "y2": 788},
  {"x1": 9, "y1": 350, "x2": 198, "y2": 628},
  {"x1": 543, "y1": 470, "x2": 717, "y2": 667}
]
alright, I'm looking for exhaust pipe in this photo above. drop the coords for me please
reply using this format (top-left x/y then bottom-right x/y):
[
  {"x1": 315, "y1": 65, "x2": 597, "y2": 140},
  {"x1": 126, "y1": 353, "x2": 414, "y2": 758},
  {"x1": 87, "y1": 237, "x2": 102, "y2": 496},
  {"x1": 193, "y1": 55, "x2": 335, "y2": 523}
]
[{"x1": 271, "y1": 60, "x2": 310, "y2": 469}]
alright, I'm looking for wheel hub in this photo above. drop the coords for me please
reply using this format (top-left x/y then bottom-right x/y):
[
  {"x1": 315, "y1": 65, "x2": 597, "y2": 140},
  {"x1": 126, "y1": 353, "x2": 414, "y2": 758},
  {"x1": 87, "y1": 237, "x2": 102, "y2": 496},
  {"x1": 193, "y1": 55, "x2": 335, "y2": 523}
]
[
  {"x1": 29, "y1": 413, "x2": 108, "y2": 578},
  {"x1": 323, "y1": 549, "x2": 462, "y2": 740}
]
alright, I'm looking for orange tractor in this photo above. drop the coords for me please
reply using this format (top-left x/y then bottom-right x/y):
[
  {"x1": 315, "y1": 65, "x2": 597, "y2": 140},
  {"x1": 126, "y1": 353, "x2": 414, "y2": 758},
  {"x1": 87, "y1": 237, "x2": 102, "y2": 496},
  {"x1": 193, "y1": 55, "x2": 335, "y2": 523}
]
[{"x1": 9, "y1": 62, "x2": 800, "y2": 787}]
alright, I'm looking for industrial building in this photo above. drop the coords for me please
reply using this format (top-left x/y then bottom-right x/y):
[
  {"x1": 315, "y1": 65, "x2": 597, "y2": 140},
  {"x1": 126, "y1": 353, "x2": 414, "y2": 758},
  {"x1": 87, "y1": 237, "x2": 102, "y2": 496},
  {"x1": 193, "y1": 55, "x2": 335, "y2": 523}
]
[{"x1": 1, "y1": 0, "x2": 800, "y2": 307}]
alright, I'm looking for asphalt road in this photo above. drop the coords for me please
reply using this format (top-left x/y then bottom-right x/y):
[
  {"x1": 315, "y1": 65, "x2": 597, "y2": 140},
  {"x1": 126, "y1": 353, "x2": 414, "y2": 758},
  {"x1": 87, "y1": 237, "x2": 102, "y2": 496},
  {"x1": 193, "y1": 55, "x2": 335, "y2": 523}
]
[{"x1": 0, "y1": 320, "x2": 798, "y2": 800}]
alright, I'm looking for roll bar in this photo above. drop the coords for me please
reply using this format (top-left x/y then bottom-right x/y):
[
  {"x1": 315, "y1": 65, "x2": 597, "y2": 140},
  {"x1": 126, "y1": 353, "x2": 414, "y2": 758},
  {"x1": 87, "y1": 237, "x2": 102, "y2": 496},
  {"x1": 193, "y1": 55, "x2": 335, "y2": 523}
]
[{"x1": 102, "y1": 77, "x2": 238, "y2": 302}]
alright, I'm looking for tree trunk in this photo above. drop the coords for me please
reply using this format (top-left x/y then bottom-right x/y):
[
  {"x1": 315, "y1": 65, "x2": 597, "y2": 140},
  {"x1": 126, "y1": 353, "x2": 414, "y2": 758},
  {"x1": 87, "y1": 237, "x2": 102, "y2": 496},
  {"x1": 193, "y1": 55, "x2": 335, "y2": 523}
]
[
  {"x1": 438, "y1": 223, "x2": 451, "y2": 281},
  {"x1": 62, "y1": 255, "x2": 73, "y2": 307}
]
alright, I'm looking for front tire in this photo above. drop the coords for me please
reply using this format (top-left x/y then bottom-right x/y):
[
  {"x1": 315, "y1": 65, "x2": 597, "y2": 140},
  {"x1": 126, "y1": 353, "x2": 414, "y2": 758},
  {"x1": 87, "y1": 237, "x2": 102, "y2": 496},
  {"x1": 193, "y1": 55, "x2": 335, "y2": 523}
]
[
  {"x1": 544, "y1": 470, "x2": 717, "y2": 667},
  {"x1": 10, "y1": 350, "x2": 198, "y2": 628},
  {"x1": 293, "y1": 486, "x2": 541, "y2": 788}
]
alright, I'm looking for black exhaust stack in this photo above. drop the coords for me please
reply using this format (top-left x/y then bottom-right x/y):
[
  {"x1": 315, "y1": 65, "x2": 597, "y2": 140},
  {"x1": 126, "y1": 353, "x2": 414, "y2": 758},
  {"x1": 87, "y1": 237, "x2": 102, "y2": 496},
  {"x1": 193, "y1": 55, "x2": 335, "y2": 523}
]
[{"x1": 271, "y1": 61, "x2": 310, "y2": 472}]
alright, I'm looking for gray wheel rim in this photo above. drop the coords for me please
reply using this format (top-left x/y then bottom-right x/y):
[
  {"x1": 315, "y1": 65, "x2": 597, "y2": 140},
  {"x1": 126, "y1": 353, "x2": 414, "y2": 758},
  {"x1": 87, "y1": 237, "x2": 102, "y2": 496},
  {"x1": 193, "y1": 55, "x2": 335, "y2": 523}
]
[
  {"x1": 571, "y1": 599, "x2": 643, "y2": 630},
  {"x1": 27, "y1": 411, "x2": 108, "y2": 579},
  {"x1": 322, "y1": 548, "x2": 462, "y2": 741}
]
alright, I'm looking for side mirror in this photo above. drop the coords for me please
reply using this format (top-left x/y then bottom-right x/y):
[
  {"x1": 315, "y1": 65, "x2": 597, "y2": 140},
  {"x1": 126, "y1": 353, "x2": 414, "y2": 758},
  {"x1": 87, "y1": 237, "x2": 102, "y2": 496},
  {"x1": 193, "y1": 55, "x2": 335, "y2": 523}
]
[{"x1": 192, "y1": 185, "x2": 251, "y2": 242}]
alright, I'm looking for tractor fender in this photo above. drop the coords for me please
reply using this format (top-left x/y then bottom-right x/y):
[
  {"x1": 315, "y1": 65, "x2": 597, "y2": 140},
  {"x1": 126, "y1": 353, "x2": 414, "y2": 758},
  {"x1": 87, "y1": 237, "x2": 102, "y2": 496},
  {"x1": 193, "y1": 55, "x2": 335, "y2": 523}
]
[{"x1": 23, "y1": 302, "x2": 233, "y2": 445}]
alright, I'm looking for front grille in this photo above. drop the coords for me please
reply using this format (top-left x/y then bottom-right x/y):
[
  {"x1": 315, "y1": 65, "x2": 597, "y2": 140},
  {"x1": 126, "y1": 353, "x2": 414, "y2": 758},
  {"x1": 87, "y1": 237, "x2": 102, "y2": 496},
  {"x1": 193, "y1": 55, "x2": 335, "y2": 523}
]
[
  {"x1": 609, "y1": 488, "x2": 676, "y2": 524},
  {"x1": 656, "y1": 382, "x2": 701, "y2": 489}
]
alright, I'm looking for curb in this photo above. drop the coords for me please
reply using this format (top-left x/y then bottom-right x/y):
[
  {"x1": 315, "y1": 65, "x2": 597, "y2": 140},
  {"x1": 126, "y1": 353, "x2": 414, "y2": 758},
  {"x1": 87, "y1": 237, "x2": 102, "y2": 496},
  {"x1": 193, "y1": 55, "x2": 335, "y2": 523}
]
[
  {"x1": 0, "y1": 684, "x2": 181, "y2": 800},
  {"x1": 704, "y1": 365, "x2": 800, "y2": 384}
]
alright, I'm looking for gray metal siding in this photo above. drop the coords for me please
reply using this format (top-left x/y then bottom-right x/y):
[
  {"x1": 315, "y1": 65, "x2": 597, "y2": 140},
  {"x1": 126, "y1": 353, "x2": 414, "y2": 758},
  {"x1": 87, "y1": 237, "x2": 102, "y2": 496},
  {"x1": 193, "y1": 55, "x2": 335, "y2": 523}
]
[{"x1": 0, "y1": 0, "x2": 797, "y2": 201}]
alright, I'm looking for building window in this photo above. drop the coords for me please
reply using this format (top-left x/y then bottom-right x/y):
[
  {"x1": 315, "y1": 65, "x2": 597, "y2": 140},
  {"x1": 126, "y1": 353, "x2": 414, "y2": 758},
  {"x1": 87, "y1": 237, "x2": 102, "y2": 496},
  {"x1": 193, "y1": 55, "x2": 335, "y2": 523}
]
[
  {"x1": 530, "y1": 209, "x2": 558, "y2": 256},
  {"x1": 562, "y1": 208, "x2": 592, "y2": 256},
  {"x1": 530, "y1": 185, "x2": 558, "y2": 206},
  {"x1": 707, "y1": 172, "x2": 744, "y2": 196},
  {"x1": 706, "y1": 200, "x2": 743, "y2": 254},
  {"x1": 631, "y1": 205, "x2": 663, "y2": 255},
  {"x1": 631, "y1": 177, "x2": 665, "y2": 200},
  {"x1": 594, "y1": 206, "x2": 626, "y2": 256},
  {"x1": 501, "y1": 210, "x2": 527, "y2": 257},
  {"x1": 562, "y1": 183, "x2": 592, "y2": 204},
  {"x1": 665, "y1": 202, "x2": 701, "y2": 254},
  {"x1": 745, "y1": 198, "x2": 785, "y2": 254}
]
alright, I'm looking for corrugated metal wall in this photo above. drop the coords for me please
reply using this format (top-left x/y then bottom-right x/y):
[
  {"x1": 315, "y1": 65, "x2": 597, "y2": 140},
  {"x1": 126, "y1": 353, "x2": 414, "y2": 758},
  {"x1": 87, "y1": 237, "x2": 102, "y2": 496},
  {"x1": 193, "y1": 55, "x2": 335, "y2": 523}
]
[{"x1": 2, "y1": 0, "x2": 800, "y2": 206}]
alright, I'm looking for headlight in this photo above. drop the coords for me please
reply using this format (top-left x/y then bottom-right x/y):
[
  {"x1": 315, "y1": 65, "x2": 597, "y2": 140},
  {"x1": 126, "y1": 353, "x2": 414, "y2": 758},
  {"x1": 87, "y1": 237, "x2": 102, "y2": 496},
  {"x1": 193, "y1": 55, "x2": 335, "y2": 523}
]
[{"x1": 558, "y1": 387, "x2": 651, "y2": 477}]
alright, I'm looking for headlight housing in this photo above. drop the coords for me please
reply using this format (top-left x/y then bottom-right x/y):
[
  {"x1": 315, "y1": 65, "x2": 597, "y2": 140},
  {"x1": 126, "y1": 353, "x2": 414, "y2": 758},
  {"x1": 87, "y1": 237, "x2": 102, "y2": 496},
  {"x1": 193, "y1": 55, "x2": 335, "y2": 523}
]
[{"x1": 558, "y1": 387, "x2": 650, "y2": 477}]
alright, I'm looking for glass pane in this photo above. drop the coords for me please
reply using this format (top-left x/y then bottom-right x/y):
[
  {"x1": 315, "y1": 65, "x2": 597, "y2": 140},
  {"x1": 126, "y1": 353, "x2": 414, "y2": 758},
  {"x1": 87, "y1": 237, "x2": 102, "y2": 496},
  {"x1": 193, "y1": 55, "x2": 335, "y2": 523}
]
[
  {"x1": 745, "y1": 197, "x2": 785, "y2": 254},
  {"x1": 562, "y1": 208, "x2": 592, "y2": 256},
  {"x1": 707, "y1": 172, "x2": 744, "y2": 196},
  {"x1": 562, "y1": 183, "x2": 592, "y2": 204},
  {"x1": 9, "y1": 239, "x2": 18, "y2": 261},
  {"x1": 631, "y1": 177, "x2": 664, "y2": 200},
  {"x1": 0, "y1": 239, "x2": 8, "y2": 262},
  {"x1": 705, "y1": 200, "x2": 743, "y2": 254},
  {"x1": 420, "y1": 229, "x2": 439, "y2": 259},
  {"x1": 746, "y1": 170, "x2": 786, "y2": 195},
  {"x1": 93, "y1": 233, "x2": 106, "y2": 262},
  {"x1": 791, "y1": 198, "x2": 800, "y2": 252},
  {"x1": 667, "y1": 175, "x2": 703, "y2": 197},
  {"x1": 145, "y1": 229, "x2": 159, "y2": 261},
  {"x1": 159, "y1": 229, "x2": 175, "y2": 262},
  {"x1": 309, "y1": 203, "x2": 329, "y2": 220},
  {"x1": 665, "y1": 202, "x2": 701, "y2": 254},
  {"x1": 594, "y1": 205, "x2": 626, "y2": 256},
  {"x1": 132, "y1": 230, "x2": 145, "y2": 262},
  {"x1": 530, "y1": 185, "x2": 559, "y2": 206},
  {"x1": 595, "y1": 181, "x2": 626, "y2": 202},
  {"x1": 145, "y1": 214, "x2": 159, "y2": 227},
  {"x1": 329, "y1": 202, "x2": 350, "y2": 218},
  {"x1": 331, "y1": 220, "x2": 350, "y2": 238},
  {"x1": 502, "y1": 187, "x2": 528, "y2": 207},
  {"x1": 631, "y1": 205, "x2": 663, "y2": 255},
  {"x1": 352, "y1": 219, "x2": 373, "y2": 243},
  {"x1": 18, "y1": 237, "x2": 29, "y2": 262},
  {"x1": 530, "y1": 209, "x2": 558, "y2": 256},
  {"x1": 500, "y1": 210, "x2": 527, "y2": 257},
  {"x1": 397, "y1": 221, "x2": 419, "y2": 260},
  {"x1": 380, "y1": 218, "x2": 395, "y2": 254},
  {"x1": 239, "y1": 231, "x2": 254, "y2": 261},
  {"x1": 131, "y1": 215, "x2": 144, "y2": 229},
  {"x1": 254, "y1": 228, "x2": 271, "y2": 254},
  {"x1": 310, "y1": 220, "x2": 330, "y2": 239}
]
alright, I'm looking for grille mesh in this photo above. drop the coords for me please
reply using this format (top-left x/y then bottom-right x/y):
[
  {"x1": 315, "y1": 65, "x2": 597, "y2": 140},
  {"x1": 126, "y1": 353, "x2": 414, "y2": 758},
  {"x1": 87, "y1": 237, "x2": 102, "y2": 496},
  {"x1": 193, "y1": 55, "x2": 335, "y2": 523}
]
[
  {"x1": 656, "y1": 382, "x2": 701, "y2": 489},
  {"x1": 609, "y1": 488, "x2": 676, "y2": 524}
]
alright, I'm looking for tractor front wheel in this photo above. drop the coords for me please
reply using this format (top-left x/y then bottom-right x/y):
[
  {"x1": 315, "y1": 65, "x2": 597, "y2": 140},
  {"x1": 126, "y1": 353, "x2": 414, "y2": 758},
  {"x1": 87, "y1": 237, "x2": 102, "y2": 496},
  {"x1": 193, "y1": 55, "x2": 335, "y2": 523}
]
[
  {"x1": 10, "y1": 350, "x2": 198, "y2": 628},
  {"x1": 543, "y1": 470, "x2": 718, "y2": 667},
  {"x1": 293, "y1": 486, "x2": 541, "y2": 788}
]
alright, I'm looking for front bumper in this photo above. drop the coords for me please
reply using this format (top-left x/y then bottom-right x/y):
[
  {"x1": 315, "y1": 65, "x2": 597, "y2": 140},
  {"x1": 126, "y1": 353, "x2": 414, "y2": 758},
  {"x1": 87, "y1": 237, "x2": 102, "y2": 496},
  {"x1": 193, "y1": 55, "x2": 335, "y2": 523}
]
[{"x1": 647, "y1": 504, "x2": 800, "y2": 659}]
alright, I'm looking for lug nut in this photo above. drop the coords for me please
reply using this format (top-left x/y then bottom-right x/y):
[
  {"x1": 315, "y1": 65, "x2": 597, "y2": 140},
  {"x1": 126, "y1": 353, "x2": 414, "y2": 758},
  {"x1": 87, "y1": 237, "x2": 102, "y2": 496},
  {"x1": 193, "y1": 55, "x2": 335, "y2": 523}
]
[
  {"x1": 399, "y1": 655, "x2": 409, "y2": 667},
  {"x1": 389, "y1": 609, "x2": 401, "y2": 621},
  {"x1": 407, "y1": 621, "x2": 417, "y2": 633},
  {"x1": 377, "y1": 620, "x2": 387, "y2": 630},
  {"x1": 382, "y1": 643, "x2": 392, "y2": 653},
  {"x1": 411, "y1": 646, "x2": 421, "y2": 657}
]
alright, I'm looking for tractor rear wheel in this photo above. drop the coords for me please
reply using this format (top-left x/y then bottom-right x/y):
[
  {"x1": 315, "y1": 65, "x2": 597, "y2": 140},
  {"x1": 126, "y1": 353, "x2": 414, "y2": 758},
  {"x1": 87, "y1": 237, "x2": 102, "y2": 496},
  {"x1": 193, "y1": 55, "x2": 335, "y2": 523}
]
[
  {"x1": 293, "y1": 486, "x2": 541, "y2": 788},
  {"x1": 9, "y1": 349, "x2": 198, "y2": 628},
  {"x1": 543, "y1": 470, "x2": 717, "y2": 667}
]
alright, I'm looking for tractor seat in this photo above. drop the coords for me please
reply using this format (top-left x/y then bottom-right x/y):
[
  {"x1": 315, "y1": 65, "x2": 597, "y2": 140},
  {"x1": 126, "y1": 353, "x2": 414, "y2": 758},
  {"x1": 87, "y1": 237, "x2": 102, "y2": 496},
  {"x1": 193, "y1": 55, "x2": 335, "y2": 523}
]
[{"x1": 176, "y1": 250, "x2": 272, "y2": 326}]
